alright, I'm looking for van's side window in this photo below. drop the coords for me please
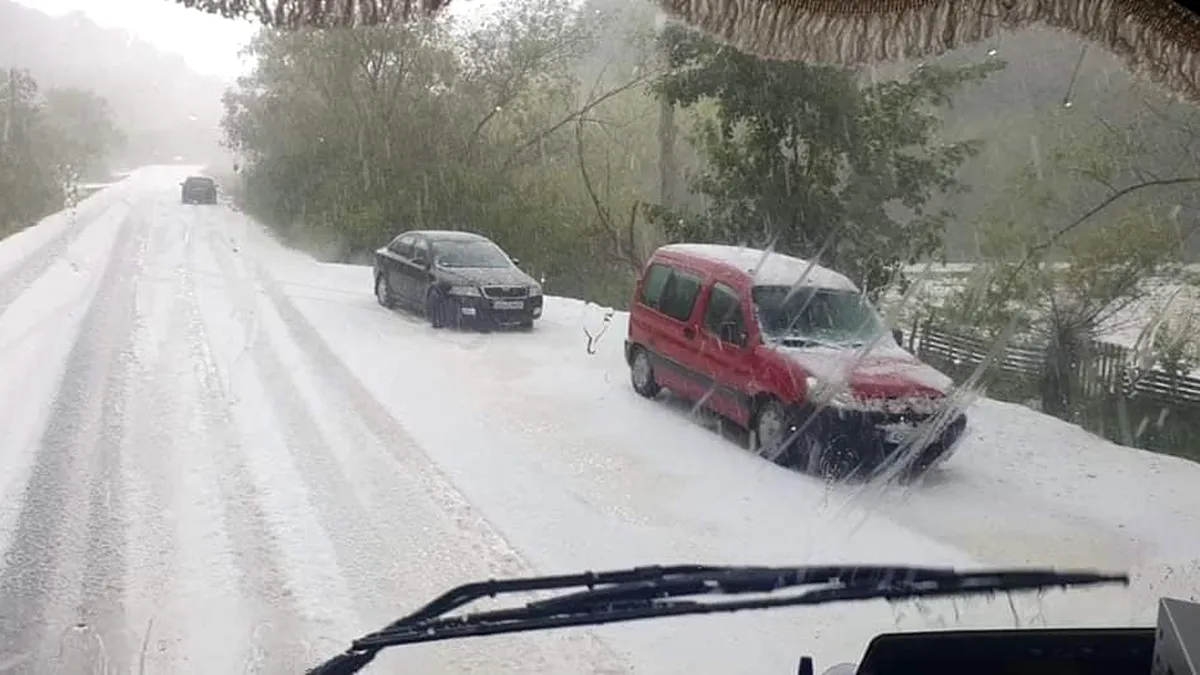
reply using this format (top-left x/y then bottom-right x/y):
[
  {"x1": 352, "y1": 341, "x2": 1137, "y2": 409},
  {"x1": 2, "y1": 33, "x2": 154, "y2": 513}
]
[
  {"x1": 639, "y1": 263, "x2": 672, "y2": 308},
  {"x1": 659, "y1": 270, "x2": 703, "y2": 322},
  {"x1": 703, "y1": 282, "x2": 744, "y2": 340}
]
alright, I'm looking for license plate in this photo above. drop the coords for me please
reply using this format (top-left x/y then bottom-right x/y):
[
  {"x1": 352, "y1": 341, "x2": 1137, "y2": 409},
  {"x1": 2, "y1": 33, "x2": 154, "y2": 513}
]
[
  {"x1": 880, "y1": 422, "x2": 916, "y2": 444},
  {"x1": 493, "y1": 300, "x2": 524, "y2": 310}
]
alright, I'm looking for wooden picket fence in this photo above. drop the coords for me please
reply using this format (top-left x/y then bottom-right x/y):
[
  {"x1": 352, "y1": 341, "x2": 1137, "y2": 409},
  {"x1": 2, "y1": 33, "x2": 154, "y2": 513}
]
[{"x1": 910, "y1": 320, "x2": 1200, "y2": 462}]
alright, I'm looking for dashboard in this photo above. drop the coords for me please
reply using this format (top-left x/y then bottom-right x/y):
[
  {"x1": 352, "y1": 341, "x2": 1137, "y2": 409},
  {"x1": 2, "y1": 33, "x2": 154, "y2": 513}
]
[
  {"x1": 854, "y1": 627, "x2": 1155, "y2": 675},
  {"x1": 801, "y1": 597, "x2": 1197, "y2": 675}
]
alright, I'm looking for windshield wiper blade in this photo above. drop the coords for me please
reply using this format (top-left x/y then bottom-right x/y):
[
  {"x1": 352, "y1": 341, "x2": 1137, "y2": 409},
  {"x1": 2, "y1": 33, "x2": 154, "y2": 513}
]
[{"x1": 306, "y1": 564, "x2": 1126, "y2": 675}]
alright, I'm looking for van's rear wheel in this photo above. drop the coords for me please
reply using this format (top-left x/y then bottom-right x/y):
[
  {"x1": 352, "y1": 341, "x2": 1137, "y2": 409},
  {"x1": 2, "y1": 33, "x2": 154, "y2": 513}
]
[{"x1": 630, "y1": 347, "x2": 660, "y2": 398}]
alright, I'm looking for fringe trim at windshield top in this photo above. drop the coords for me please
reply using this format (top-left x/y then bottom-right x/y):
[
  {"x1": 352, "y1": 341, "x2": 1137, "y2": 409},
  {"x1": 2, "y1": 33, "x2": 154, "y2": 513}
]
[{"x1": 172, "y1": 0, "x2": 1200, "y2": 102}]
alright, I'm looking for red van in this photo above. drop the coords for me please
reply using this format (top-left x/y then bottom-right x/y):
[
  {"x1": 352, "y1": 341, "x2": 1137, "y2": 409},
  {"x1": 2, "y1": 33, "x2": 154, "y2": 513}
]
[{"x1": 624, "y1": 243, "x2": 967, "y2": 481}]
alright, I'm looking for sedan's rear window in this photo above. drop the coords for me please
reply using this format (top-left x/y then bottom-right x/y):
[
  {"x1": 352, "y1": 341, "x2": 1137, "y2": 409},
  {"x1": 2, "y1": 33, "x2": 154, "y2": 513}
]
[{"x1": 434, "y1": 240, "x2": 510, "y2": 268}]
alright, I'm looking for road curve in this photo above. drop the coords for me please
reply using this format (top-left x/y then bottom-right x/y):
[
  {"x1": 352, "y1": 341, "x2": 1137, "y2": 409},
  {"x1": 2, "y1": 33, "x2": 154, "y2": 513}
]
[
  {"x1": 0, "y1": 168, "x2": 630, "y2": 674},
  {"x1": 1, "y1": 167, "x2": 1198, "y2": 675}
]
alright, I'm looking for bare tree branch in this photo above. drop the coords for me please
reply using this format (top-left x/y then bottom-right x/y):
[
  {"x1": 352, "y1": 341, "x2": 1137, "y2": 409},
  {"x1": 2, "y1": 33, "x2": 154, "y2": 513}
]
[
  {"x1": 574, "y1": 108, "x2": 642, "y2": 271},
  {"x1": 1014, "y1": 176, "x2": 1200, "y2": 275},
  {"x1": 501, "y1": 68, "x2": 659, "y2": 171}
]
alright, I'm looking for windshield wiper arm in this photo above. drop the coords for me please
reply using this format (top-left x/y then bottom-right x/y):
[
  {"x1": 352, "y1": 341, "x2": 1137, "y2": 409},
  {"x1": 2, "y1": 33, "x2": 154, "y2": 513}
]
[{"x1": 307, "y1": 564, "x2": 1126, "y2": 675}]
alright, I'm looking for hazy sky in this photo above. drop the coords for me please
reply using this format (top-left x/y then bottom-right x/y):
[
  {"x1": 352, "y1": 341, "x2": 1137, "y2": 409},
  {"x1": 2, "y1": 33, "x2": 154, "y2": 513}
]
[
  {"x1": 15, "y1": 0, "x2": 257, "y2": 79},
  {"x1": 14, "y1": 0, "x2": 513, "y2": 80}
]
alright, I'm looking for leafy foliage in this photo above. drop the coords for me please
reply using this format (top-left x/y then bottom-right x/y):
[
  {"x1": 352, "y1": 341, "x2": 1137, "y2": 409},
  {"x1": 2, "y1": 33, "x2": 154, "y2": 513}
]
[
  {"x1": 648, "y1": 25, "x2": 1005, "y2": 297},
  {"x1": 942, "y1": 115, "x2": 1196, "y2": 339},
  {"x1": 224, "y1": 0, "x2": 670, "y2": 306},
  {"x1": 0, "y1": 68, "x2": 121, "y2": 236},
  {"x1": 936, "y1": 114, "x2": 1199, "y2": 419}
]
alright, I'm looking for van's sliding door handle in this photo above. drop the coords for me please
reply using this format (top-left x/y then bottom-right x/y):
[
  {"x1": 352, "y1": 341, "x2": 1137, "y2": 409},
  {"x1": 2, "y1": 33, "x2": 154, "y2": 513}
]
[{"x1": 683, "y1": 327, "x2": 696, "y2": 339}]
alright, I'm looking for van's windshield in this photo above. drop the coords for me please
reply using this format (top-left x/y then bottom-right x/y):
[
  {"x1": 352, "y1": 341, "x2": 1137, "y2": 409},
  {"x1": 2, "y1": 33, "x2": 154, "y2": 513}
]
[{"x1": 752, "y1": 285, "x2": 885, "y2": 347}]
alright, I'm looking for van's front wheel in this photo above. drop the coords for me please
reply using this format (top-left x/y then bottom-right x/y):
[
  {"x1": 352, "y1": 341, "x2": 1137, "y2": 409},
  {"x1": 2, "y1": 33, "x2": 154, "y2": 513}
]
[{"x1": 752, "y1": 399, "x2": 796, "y2": 464}]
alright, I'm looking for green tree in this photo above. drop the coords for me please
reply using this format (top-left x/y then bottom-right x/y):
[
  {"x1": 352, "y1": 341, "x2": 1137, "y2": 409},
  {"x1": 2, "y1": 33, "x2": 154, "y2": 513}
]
[
  {"x1": 0, "y1": 69, "x2": 122, "y2": 237},
  {"x1": 42, "y1": 87, "x2": 124, "y2": 185},
  {"x1": 649, "y1": 25, "x2": 1005, "y2": 297},
  {"x1": 223, "y1": 1, "x2": 670, "y2": 306},
  {"x1": 938, "y1": 115, "x2": 1200, "y2": 421}
]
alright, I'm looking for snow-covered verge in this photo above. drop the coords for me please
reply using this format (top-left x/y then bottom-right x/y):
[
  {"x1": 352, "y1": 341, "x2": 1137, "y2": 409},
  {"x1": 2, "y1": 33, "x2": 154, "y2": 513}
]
[
  {"x1": 0, "y1": 175, "x2": 1196, "y2": 675},
  {"x1": 889, "y1": 263, "x2": 1200, "y2": 375},
  {"x1": 235, "y1": 211, "x2": 1200, "y2": 667}
]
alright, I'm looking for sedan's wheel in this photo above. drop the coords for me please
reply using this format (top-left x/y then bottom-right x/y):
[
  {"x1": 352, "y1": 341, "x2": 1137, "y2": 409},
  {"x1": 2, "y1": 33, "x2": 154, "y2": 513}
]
[
  {"x1": 375, "y1": 274, "x2": 394, "y2": 309},
  {"x1": 630, "y1": 347, "x2": 660, "y2": 398},
  {"x1": 753, "y1": 400, "x2": 796, "y2": 465}
]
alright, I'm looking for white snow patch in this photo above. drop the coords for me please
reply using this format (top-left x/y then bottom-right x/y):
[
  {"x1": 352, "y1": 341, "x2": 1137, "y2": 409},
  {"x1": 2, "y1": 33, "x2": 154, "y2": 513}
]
[
  {"x1": 249, "y1": 234, "x2": 1200, "y2": 667},
  {"x1": 189, "y1": 236, "x2": 366, "y2": 644},
  {"x1": 0, "y1": 200, "x2": 131, "y2": 558}
]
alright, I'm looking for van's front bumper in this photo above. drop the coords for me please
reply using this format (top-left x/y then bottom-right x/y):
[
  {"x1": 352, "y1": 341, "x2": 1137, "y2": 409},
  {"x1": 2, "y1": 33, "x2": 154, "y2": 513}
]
[{"x1": 802, "y1": 405, "x2": 968, "y2": 475}]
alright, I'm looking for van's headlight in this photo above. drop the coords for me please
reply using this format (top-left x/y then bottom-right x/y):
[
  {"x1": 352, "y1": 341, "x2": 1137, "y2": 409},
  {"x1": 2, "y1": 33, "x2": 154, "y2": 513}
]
[
  {"x1": 448, "y1": 286, "x2": 481, "y2": 297},
  {"x1": 528, "y1": 283, "x2": 543, "y2": 297}
]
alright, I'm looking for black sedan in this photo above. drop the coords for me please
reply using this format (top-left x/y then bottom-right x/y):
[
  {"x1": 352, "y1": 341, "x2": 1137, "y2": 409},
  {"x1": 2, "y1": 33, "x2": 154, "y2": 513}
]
[
  {"x1": 180, "y1": 176, "x2": 217, "y2": 204},
  {"x1": 373, "y1": 230, "x2": 543, "y2": 330}
]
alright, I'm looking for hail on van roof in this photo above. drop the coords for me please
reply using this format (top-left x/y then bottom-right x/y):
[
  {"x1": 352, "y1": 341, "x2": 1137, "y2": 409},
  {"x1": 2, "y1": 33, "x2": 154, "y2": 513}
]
[{"x1": 660, "y1": 244, "x2": 858, "y2": 291}]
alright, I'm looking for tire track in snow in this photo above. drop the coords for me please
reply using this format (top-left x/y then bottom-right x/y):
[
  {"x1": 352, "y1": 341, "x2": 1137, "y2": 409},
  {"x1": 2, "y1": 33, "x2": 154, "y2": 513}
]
[
  {"x1": 232, "y1": 238, "x2": 632, "y2": 674},
  {"x1": 0, "y1": 200, "x2": 144, "y2": 674},
  {"x1": 117, "y1": 204, "x2": 309, "y2": 673},
  {"x1": 191, "y1": 219, "x2": 367, "y2": 669},
  {"x1": 204, "y1": 224, "x2": 523, "y2": 673},
  {"x1": 178, "y1": 209, "x2": 314, "y2": 670}
]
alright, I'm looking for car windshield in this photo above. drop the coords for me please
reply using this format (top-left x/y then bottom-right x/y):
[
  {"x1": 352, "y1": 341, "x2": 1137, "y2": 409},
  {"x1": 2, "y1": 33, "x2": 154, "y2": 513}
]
[
  {"x1": 5, "y1": 1, "x2": 1200, "y2": 673},
  {"x1": 752, "y1": 285, "x2": 885, "y2": 347},
  {"x1": 434, "y1": 240, "x2": 511, "y2": 268}
]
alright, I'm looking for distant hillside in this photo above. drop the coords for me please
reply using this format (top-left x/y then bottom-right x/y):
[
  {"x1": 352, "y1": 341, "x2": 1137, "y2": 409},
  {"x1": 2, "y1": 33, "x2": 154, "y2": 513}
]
[
  {"x1": 926, "y1": 27, "x2": 1200, "y2": 260},
  {"x1": 0, "y1": 0, "x2": 230, "y2": 169}
]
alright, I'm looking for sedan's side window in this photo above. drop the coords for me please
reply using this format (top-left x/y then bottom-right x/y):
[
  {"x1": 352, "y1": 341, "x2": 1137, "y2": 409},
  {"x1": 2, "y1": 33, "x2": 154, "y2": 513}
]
[
  {"x1": 411, "y1": 238, "x2": 431, "y2": 265},
  {"x1": 390, "y1": 234, "x2": 415, "y2": 258}
]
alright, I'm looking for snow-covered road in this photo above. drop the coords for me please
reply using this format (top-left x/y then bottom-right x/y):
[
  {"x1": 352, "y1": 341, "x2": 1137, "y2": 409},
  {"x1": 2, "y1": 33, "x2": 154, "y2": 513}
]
[{"x1": 0, "y1": 166, "x2": 1197, "y2": 674}]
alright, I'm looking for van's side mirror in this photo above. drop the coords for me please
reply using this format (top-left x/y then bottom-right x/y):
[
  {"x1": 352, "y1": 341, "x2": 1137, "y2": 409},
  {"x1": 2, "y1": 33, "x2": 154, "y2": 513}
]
[
  {"x1": 720, "y1": 322, "x2": 748, "y2": 347},
  {"x1": 892, "y1": 327, "x2": 904, "y2": 346},
  {"x1": 511, "y1": 256, "x2": 520, "y2": 266}
]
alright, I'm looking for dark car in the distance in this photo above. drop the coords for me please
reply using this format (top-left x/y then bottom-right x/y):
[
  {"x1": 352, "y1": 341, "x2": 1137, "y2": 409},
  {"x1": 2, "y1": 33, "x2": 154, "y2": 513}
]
[
  {"x1": 374, "y1": 230, "x2": 543, "y2": 331},
  {"x1": 180, "y1": 175, "x2": 217, "y2": 204}
]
